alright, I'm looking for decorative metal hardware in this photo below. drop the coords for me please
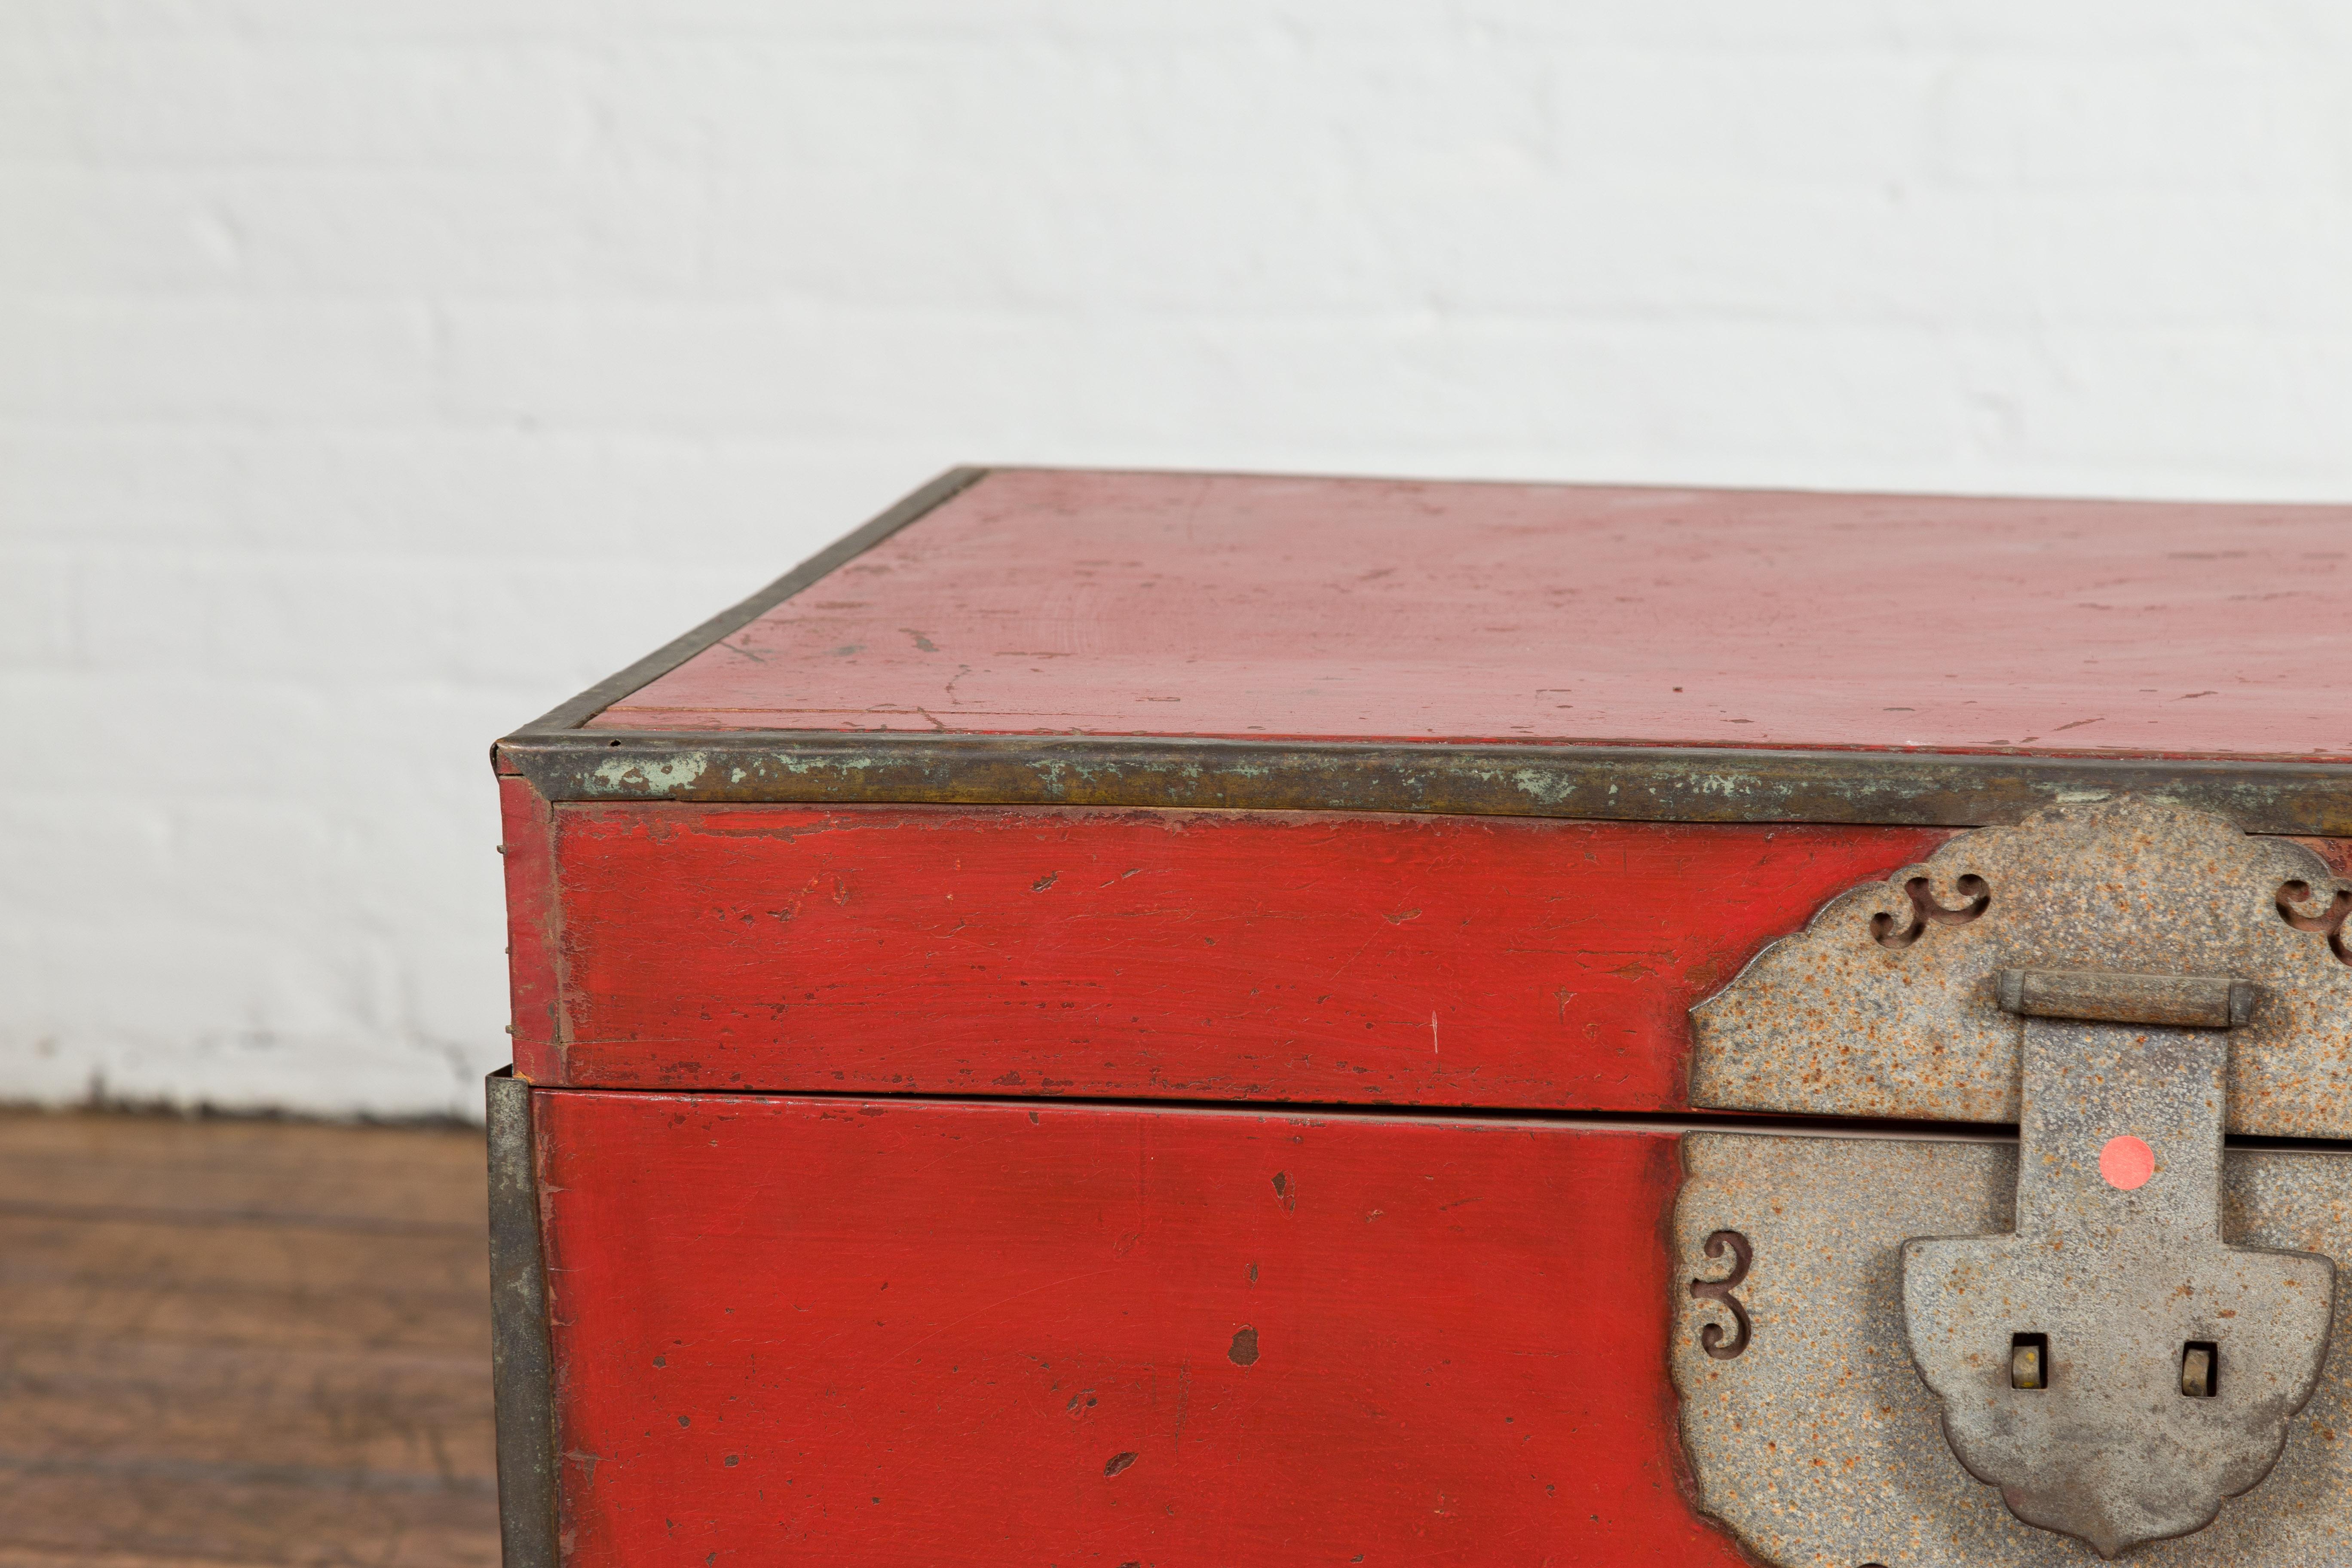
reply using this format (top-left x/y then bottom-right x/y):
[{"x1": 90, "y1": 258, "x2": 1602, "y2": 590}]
[
  {"x1": 1673, "y1": 1134, "x2": 2352, "y2": 1568},
  {"x1": 1690, "y1": 797, "x2": 2352, "y2": 1139},
  {"x1": 1676, "y1": 798, "x2": 2352, "y2": 1566},
  {"x1": 1687, "y1": 1230, "x2": 1752, "y2": 1360},
  {"x1": 1902, "y1": 1002, "x2": 2334, "y2": 1557},
  {"x1": 1993, "y1": 966, "x2": 2259, "y2": 1030},
  {"x1": 2278, "y1": 879, "x2": 2352, "y2": 965},
  {"x1": 1872, "y1": 872, "x2": 1991, "y2": 948}
]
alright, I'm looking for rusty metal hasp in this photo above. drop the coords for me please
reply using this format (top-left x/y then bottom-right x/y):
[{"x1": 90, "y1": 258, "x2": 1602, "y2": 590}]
[
  {"x1": 1675, "y1": 799, "x2": 2352, "y2": 1567},
  {"x1": 1903, "y1": 986, "x2": 2333, "y2": 1557}
]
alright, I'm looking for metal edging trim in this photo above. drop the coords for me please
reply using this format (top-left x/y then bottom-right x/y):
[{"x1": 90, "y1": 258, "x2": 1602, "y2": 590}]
[
  {"x1": 487, "y1": 1068, "x2": 558, "y2": 1568},
  {"x1": 493, "y1": 732, "x2": 2352, "y2": 836}
]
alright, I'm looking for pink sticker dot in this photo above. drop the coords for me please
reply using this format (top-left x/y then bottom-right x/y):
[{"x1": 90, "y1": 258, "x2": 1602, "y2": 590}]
[{"x1": 2100, "y1": 1135, "x2": 2156, "y2": 1191}]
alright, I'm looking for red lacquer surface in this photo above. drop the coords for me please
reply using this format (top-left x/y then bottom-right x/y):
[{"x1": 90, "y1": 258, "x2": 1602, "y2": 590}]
[
  {"x1": 594, "y1": 469, "x2": 2352, "y2": 760},
  {"x1": 530, "y1": 804, "x2": 1948, "y2": 1101},
  {"x1": 499, "y1": 776, "x2": 561, "y2": 1062},
  {"x1": 536, "y1": 1090, "x2": 1745, "y2": 1568}
]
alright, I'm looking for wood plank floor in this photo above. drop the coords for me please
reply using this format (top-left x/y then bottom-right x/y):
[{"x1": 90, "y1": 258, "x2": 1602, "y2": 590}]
[{"x1": 0, "y1": 1111, "x2": 499, "y2": 1568}]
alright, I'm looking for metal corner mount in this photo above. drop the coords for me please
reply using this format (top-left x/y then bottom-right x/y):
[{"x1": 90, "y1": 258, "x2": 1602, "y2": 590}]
[
  {"x1": 487, "y1": 1068, "x2": 559, "y2": 1568},
  {"x1": 1690, "y1": 794, "x2": 2352, "y2": 1139}
]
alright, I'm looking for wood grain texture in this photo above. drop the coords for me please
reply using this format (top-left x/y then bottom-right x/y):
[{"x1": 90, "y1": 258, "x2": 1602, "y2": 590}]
[
  {"x1": 544, "y1": 802, "x2": 1949, "y2": 1100},
  {"x1": 0, "y1": 1110, "x2": 488, "y2": 1226},
  {"x1": 0, "y1": 1112, "x2": 498, "y2": 1568},
  {"x1": 535, "y1": 1089, "x2": 1748, "y2": 1568},
  {"x1": 591, "y1": 469, "x2": 2352, "y2": 761}
]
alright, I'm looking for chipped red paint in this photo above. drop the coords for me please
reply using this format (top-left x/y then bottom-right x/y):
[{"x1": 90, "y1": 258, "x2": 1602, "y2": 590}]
[
  {"x1": 534, "y1": 1088, "x2": 1750, "y2": 1568},
  {"x1": 2297, "y1": 836, "x2": 2352, "y2": 881},
  {"x1": 537, "y1": 804, "x2": 1951, "y2": 1104}
]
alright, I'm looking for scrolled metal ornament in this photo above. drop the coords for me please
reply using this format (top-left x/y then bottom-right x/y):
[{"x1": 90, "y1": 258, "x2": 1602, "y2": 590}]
[{"x1": 1687, "y1": 1230, "x2": 1753, "y2": 1361}]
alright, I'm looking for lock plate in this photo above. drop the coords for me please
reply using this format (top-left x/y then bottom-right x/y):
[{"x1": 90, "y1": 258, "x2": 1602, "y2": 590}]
[
  {"x1": 1674, "y1": 1135, "x2": 2352, "y2": 1568},
  {"x1": 1903, "y1": 1015, "x2": 2333, "y2": 1557},
  {"x1": 1677, "y1": 799, "x2": 2352, "y2": 1564}
]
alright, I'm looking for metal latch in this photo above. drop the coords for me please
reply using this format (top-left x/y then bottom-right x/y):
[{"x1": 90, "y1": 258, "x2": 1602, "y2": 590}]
[
  {"x1": 1672, "y1": 799, "x2": 2352, "y2": 1568},
  {"x1": 1903, "y1": 968, "x2": 2331, "y2": 1558}
]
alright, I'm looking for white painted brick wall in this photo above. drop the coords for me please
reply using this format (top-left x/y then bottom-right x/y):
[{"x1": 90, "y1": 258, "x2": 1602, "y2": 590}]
[{"x1": 6, "y1": 1, "x2": 2351, "y2": 1118}]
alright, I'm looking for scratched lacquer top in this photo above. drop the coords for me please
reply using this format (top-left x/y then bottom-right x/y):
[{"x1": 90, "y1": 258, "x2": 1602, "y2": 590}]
[{"x1": 592, "y1": 469, "x2": 2352, "y2": 760}]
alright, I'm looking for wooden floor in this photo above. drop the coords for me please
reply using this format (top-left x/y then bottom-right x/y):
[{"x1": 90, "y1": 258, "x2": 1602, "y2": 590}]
[{"x1": 0, "y1": 1111, "x2": 499, "y2": 1568}]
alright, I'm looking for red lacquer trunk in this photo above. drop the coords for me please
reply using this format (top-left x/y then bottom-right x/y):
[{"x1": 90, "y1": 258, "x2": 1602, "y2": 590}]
[{"x1": 490, "y1": 467, "x2": 2352, "y2": 1567}]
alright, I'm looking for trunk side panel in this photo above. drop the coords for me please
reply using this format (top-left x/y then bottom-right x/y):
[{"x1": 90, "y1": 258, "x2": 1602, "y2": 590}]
[
  {"x1": 547, "y1": 803, "x2": 1949, "y2": 1106},
  {"x1": 534, "y1": 1090, "x2": 1746, "y2": 1567}
]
